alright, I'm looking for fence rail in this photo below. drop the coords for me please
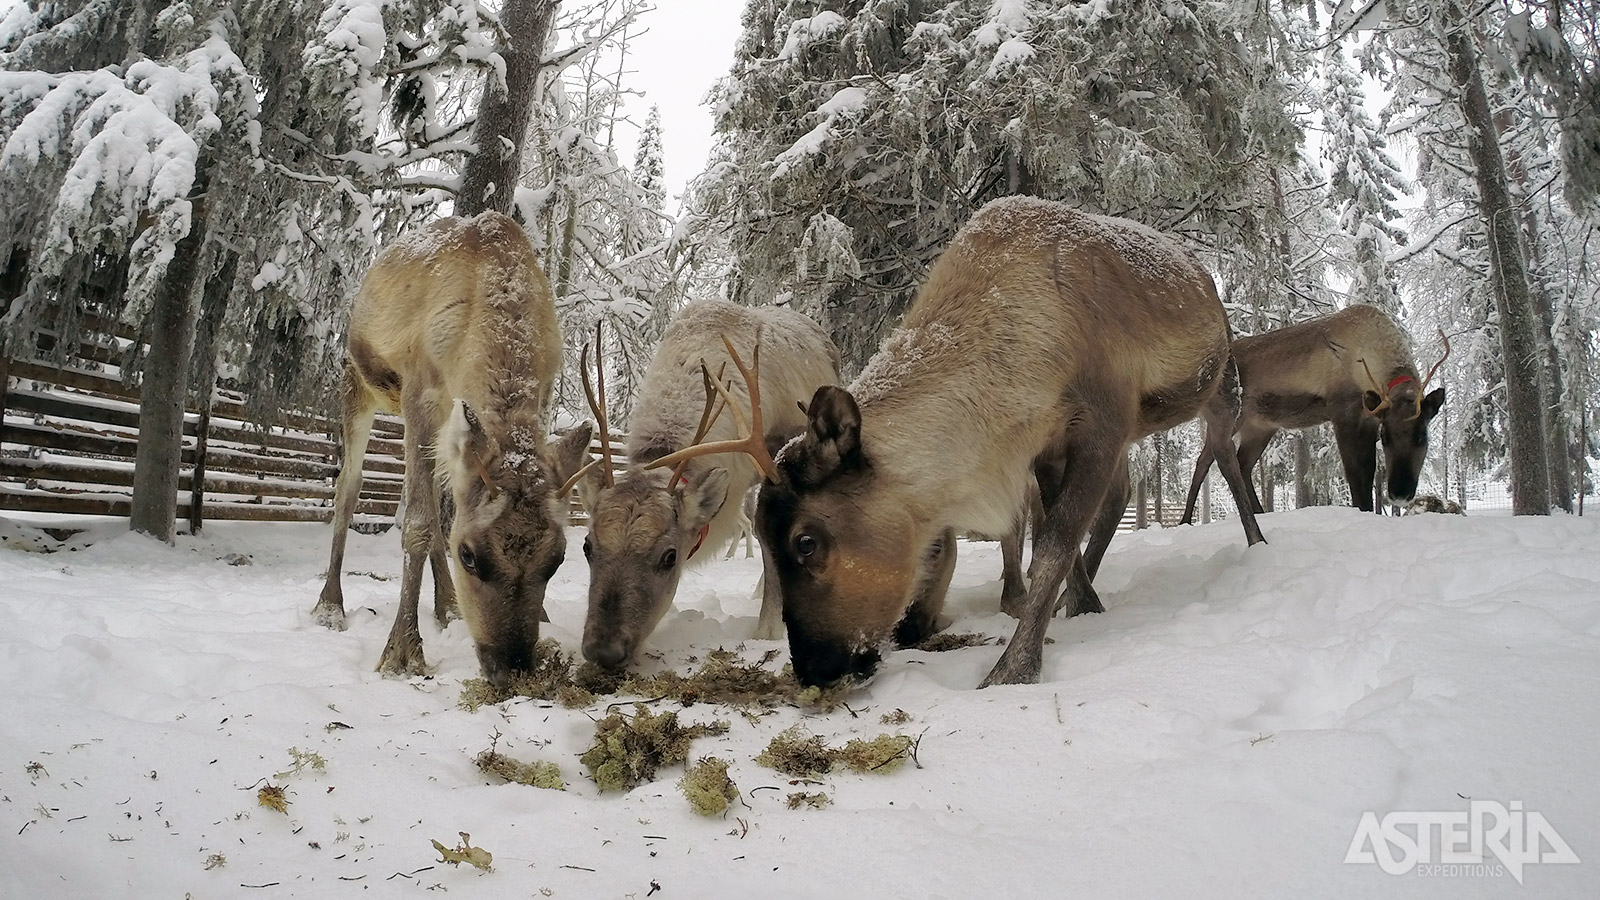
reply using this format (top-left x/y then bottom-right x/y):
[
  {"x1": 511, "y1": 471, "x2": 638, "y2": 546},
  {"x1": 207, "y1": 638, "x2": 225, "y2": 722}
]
[{"x1": 2, "y1": 348, "x2": 624, "y2": 530}]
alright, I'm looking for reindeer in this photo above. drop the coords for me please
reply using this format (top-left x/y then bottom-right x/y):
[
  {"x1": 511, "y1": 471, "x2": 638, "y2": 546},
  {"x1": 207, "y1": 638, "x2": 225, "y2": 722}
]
[
  {"x1": 651, "y1": 197, "x2": 1266, "y2": 688},
  {"x1": 573, "y1": 300, "x2": 839, "y2": 671},
  {"x1": 1179, "y1": 304, "x2": 1448, "y2": 521},
  {"x1": 310, "y1": 212, "x2": 591, "y2": 688}
]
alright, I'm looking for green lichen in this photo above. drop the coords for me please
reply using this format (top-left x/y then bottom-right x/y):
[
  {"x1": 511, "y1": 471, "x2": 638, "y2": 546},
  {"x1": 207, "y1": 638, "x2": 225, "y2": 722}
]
[
  {"x1": 754, "y1": 726, "x2": 836, "y2": 778},
  {"x1": 679, "y1": 757, "x2": 738, "y2": 816},
  {"x1": 475, "y1": 748, "x2": 565, "y2": 790},
  {"x1": 914, "y1": 632, "x2": 998, "y2": 652},
  {"x1": 579, "y1": 705, "x2": 729, "y2": 792},
  {"x1": 756, "y1": 727, "x2": 913, "y2": 777}
]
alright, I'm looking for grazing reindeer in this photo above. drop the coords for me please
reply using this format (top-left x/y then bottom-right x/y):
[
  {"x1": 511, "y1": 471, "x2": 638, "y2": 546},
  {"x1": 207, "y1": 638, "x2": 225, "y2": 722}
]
[
  {"x1": 1405, "y1": 494, "x2": 1466, "y2": 515},
  {"x1": 311, "y1": 212, "x2": 591, "y2": 687},
  {"x1": 574, "y1": 300, "x2": 839, "y2": 671},
  {"x1": 653, "y1": 197, "x2": 1265, "y2": 688},
  {"x1": 1179, "y1": 304, "x2": 1448, "y2": 520}
]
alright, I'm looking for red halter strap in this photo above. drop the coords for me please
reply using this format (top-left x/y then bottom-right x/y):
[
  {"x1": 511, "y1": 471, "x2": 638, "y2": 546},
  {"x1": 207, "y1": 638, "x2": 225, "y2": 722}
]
[
  {"x1": 1385, "y1": 374, "x2": 1415, "y2": 393},
  {"x1": 686, "y1": 523, "x2": 710, "y2": 560}
]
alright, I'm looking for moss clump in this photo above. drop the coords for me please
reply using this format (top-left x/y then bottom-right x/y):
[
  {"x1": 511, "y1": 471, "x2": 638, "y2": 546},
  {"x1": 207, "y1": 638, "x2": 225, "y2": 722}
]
[
  {"x1": 621, "y1": 648, "x2": 787, "y2": 708},
  {"x1": 786, "y1": 791, "x2": 830, "y2": 810},
  {"x1": 475, "y1": 749, "x2": 565, "y2": 790},
  {"x1": 580, "y1": 704, "x2": 730, "y2": 792},
  {"x1": 838, "y1": 734, "x2": 913, "y2": 773},
  {"x1": 574, "y1": 661, "x2": 626, "y2": 695},
  {"x1": 257, "y1": 783, "x2": 288, "y2": 813},
  {"x1": 458, "y1": 639, "x2": 577, "y2": 710},
  {"x1": 914, "y1": 632, "x2": 997, "y2": 652},
  {"x1": 275, "y1": 747, "x2": 326, "y2": 779},
  {"x1": 756, "y1": 727, "x2": 914, "y2": 777},
  {"x1": 754, "y1": 726, "x2": 836, "y2": 778},
  {"x1": 555, "y1": 684, "x2": 596, "y2": 709},
  {"x1": 880, "y1": 708, "x2": 912, "y2": 725},
  {"x1": 679, "y1": 757, "x2": 738, "y2": 816}
]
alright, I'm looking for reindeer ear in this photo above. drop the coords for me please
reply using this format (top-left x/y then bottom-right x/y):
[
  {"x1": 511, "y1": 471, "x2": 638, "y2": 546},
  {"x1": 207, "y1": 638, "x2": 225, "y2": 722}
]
[
  {"x1": 546, "y1": 422, "x2": 593, "y2": 488},
  {"x1": 1362, "y1": 390, "x2": 1384, "y2": 414},
  {"x1": 1420, "y1": 387, "x2": 1445, "y2": 422},
  {"x1": 677, "y1": 466, "x2": 729, "y2": 531},
  {"x1": 443, "y1": 400, "x2": 500, "y2": 489},
  {"x1": 801, "y1": 385, "x2": 864, "y2": 477}
]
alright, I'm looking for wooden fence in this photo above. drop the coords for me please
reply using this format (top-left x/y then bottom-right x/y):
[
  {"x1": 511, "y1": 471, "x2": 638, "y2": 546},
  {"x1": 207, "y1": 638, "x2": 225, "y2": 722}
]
[{"x1": 1, "y1": 343, "x2": 621, "y2": 531}]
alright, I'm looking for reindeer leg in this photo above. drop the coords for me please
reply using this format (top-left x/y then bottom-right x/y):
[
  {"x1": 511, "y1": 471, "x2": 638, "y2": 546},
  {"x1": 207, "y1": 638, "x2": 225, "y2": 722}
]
[
  {"x1": 376, "y1": 394, "x2": 438, "y2": 677},
  {"x1": 1179, "y1": 435, "x2": 1214, "y2": 525},
  {"x1": 312, "y1": 364, "x2": 375, "y2": 631},
  {"x1": 1333, "y1": 415, "x2": 1379, "y2": 513},
  {"x1": 896, "y1": 528, "x2": 957, "y2": 647},
  {"x1": 1080, "y1": 454, "x2": 1130, "y2": 585},
  {"x1": 999, "y1": 510, "x2": 1027, "y2": 617},
  {"x1": 1213, "y1": 421, "x2": 1268, "y2": 547},
  {"x1": 428, "y1": 490, "x2": 459, "y2": 627},
  {"x1": 984, "y1": 419, "x2": 1123, "y2": 688}
]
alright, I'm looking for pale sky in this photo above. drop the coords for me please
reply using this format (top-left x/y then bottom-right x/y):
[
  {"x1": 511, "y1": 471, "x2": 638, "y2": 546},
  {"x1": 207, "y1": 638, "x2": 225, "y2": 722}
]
[{"x1": 611, "y1": 2, "x2": 747, "y2": 211}]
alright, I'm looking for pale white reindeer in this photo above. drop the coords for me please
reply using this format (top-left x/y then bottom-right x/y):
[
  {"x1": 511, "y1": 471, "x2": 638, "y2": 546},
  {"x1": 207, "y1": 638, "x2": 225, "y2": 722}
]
[
  {"x1": 311, "y1": 212, "x2": 591, "y2": 687},
  {"x1": 573, "y1": 300, "x2": 839, "y2": 671},
  {"x1": 654, "y1": 197, "x2": 1266, "y2": 688}
]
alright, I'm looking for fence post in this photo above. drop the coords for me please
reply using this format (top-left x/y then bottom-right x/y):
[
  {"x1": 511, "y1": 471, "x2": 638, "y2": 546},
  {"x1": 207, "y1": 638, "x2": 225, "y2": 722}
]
[{"x1": 187, "y1": 381, "x2": 214, "y2": 535}]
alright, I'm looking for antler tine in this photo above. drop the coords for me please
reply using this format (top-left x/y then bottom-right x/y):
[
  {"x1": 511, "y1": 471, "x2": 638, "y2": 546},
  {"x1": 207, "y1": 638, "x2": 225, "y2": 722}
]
[
  {"x1": 1420, "y1": 328, "x2": 1451, "y2": 390},
  {"x1": 580, "y1": 323, "x2": 616, "y2": 487},
  {"x1": 1356, "y1": 356, "x2": 1393, "y2": 416},
  {"x1": 669, "y1": 361, "x2": 730, "y2": 488},
  {"x1": 557, "y1": 456, "x2": 603, "y2": 497},
  {"x1": 643, "y1": 329, "x2": 782, "y2": 483},
  {"x1": 1405, "y1": 328, "x2": 1452, "y2": 421}
]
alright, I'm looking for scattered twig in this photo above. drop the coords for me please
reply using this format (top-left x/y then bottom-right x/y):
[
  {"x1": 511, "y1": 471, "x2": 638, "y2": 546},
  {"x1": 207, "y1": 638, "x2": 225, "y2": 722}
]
[
  {"x1": 338, "y1": 875, "x2": 367, "y2": 881},
  {"x1": 648, "y1": 880, "x2": 662, "y2": 896},
  {"x1": 909, "y1": 728, "x2": 927, "y2": 769},
  {"x1": 561, "y1": 865, "x2": 596, "y2": 872},
  {"x1": 748, "y1": 785, "x2": 780, "y2": 794},
  {"x1": 241, "y1": 882, "x2": 280, "y2": 889}
]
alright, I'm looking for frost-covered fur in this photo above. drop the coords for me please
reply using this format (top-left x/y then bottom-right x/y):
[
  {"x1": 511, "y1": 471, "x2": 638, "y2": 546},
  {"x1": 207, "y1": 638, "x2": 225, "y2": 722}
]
[
  {"x1": 759, "y1": 196, "x2": 1266, "y2": 689},
  {"x1": 1180, "y1": 304, "x2": 1447, "y2": 517},
  {"x1": 311, "y1": 213, "x2": 589, "y2": 688},
  {"x1": 577, "y1": 299, "x2": 840, "y2": 669}
]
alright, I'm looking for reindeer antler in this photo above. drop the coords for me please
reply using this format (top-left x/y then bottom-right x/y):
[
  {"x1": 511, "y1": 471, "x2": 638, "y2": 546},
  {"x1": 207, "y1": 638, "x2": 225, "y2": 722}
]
[
  {"x1": 580, "y1": 322, "x2": 616, "y2": 488},
  {"x1": 668, "y1": 361, "x2": 730, "y2": 489},
  {"x1": 1357, "y1": 356, "x2": 1394, "y2": 416},
  {"x1": 643, "y1": 330, "x2": 781, "y2": 483},
  {"x1": 1404, "y1": 328, "x2": 1451, "y2": 421}
]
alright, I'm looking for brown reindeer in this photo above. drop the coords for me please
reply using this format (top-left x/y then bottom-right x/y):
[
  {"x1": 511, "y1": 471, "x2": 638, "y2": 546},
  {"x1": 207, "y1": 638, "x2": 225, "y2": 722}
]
[
  {"x1": 652, "y1": 197, "x2": 1266, "y2": 688},
  {"x1": 1179, "y1": 304, "x2": 1448, "y2": 520},
  {"x1": 574, "y1": 300, "x2": 839, "y2": 671},
  {"x1": 311, "y1": 212, "x2": 591, "y2": 687}
]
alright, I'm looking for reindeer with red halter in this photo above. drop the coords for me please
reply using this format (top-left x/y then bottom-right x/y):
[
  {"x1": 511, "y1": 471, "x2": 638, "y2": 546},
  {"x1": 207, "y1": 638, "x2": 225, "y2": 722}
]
[{"x1": 1180, "y1": 304, "x2": 1450, "y2": 519}]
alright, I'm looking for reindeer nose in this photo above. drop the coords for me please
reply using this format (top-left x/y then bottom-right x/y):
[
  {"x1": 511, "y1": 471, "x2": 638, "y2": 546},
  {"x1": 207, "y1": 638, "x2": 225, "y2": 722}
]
[{"x1": 585, "y1": 640, "x2": 629, "y2": 671}]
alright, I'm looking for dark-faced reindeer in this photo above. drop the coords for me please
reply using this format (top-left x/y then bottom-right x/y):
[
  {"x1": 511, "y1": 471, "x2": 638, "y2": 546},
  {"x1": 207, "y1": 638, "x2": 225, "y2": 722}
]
[
  {"x1": 1179, "y1": 304, "x2": 1448, "y2": 520},
  {"x1": 573, "y1": 300, "x2": 839, "y2": 671},
  {"x1": 311, "y1": 212, "x2": 591, "y2": 687},
  {"x1": 653, "y1": 197, "x2": 1266, "y2": 688}
]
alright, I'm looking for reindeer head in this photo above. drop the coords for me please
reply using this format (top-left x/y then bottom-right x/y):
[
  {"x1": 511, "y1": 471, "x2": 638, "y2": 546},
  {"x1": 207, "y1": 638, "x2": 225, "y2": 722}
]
[
  {"x1": 576, "y1": 465, "x2": 729, "y2": 670},
  {"x1": 439, "y1": 402, "x2": 591, "y2": 689},
  {"x1": 1359, "y1": 331, "x2": 1449, "y2": 504},
  {"x1": 755, "y1": 386, "x2": 932, "y2": 687}
]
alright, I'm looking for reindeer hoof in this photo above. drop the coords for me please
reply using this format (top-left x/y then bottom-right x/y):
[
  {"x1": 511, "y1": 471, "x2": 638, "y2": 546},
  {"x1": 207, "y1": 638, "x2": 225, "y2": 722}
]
[
  {"x1": 979, "y1": 658, "x2": 1041, "y2": 688},
  {"x1": 310, "y1": 600, "x2": 348, "y2": 632},
  {"x1": 376, "y1": 637, "x2": 428, "y2": 678},
  {"x1": 752, "y1": 620, "x2": 784, "y2": 641}
]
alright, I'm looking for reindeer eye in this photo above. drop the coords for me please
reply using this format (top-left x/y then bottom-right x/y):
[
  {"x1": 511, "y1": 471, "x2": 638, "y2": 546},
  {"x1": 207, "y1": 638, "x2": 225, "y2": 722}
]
[
  {"x1": 795, "y1": 534, "x2": 817, "y2": 558},
  {"x1": 659, "y1": 548, "x2": 677, "y2": 570},
  {"x1": 458, "y1": 546, "x2": 479, "y2": 575},
  {"x1": 582, "y1": 536, "x2": 592, "y2": 560}
]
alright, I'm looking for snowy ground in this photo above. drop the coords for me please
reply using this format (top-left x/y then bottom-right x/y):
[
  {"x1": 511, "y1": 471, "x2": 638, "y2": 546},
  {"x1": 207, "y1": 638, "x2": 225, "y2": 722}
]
[{"x1": 0, "y1": 507, "x2": 1595, "y2": 898}]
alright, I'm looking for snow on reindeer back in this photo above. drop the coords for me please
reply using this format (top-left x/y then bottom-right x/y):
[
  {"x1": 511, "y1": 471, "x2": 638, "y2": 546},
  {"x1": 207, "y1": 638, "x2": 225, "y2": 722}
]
[{"x1": 956, "y1": 196, "x2": 1197, "y2": 285}]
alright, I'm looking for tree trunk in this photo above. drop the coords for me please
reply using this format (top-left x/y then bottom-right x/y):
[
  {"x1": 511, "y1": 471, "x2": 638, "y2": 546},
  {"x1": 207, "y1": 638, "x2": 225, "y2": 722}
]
[
  {"x1": 1294, "y1": 434, "x2": 1311, "y2": 508},
  {"x1": 1443, "y1": 3, "x2": 1551, "y2": 515},
  {"x1": 185, "y1": 251, "x2": 238, "y2": 535},
  {"x1": 130, "y1": 195, "x2": 210, "y2": 541},
  {"x1": 1135, "y1": 476, "x2": 1148, "y2": 529},
  {"x1": 455, "y1": 0, "x2": 561, "y2": 217}
]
